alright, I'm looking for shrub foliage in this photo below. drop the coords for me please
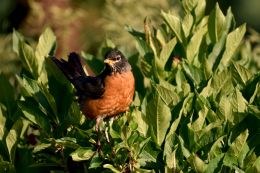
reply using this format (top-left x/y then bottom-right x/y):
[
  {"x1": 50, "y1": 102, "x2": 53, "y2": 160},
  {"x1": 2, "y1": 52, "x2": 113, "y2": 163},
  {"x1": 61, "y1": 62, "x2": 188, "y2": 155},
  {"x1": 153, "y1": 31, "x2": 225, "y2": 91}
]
[{"x1": 0, "y1": 1, "x2": 260, "y2": 173}]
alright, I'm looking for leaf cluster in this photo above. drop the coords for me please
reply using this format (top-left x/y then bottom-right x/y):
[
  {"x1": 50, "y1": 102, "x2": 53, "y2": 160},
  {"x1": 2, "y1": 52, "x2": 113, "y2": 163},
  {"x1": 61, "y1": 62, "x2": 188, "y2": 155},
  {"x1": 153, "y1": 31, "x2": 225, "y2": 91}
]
[{"x1": 0, "y1": 1, "x2": 260, "y2": 173}]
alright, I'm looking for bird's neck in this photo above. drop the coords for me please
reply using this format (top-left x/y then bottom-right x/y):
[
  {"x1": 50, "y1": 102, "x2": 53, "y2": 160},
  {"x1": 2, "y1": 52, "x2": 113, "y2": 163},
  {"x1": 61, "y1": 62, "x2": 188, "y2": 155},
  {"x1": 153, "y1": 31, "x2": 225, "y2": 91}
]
[{"x1": 103, "y1": 64, "x2": 132, "y2": 75}]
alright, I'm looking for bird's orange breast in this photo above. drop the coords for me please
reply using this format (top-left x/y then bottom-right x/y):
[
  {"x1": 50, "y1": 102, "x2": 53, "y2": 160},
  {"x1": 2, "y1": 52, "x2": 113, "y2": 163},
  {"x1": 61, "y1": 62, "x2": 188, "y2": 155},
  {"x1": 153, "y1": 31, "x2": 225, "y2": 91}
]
[{"x1": 80, "y1": 71, "x2": 135, "y2": 119}]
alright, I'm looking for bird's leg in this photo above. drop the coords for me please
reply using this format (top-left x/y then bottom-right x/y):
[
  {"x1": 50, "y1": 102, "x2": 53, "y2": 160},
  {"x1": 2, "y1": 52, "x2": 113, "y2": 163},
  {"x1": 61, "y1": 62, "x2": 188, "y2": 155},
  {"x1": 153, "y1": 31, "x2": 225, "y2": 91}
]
[
  {"x1": 95, "y1": 116, "x2": 102, "y2": 148},
  {"x1": 104, "y1": 120, "x2": 111, "y2": 144}
]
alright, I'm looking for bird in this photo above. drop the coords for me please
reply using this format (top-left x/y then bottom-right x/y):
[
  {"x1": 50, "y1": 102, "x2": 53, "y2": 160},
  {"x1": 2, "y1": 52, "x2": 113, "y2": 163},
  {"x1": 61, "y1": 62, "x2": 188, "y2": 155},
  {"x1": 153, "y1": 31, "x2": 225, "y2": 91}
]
[{"x1": 51, "y1": 49, "x2": 135, "y2": 143}]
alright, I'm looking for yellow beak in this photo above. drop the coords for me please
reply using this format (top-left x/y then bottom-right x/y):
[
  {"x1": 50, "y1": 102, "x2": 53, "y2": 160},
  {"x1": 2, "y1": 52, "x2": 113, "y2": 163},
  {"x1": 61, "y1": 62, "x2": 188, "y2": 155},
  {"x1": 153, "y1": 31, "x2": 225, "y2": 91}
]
[{"x1": 104, "y1": 59, "x2": 115, "y2": 66}]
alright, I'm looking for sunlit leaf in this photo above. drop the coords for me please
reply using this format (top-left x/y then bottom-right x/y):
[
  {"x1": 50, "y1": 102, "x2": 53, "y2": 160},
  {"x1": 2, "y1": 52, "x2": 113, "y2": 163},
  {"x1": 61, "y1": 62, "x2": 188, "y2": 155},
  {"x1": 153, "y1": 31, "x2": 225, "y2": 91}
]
[
  {"x1": 0, "y1": 106, "x2": 6, "y2": 140},
  {"x1": 70, "y1": 147, "x2": 95, "y2": 161},
  {"x1": 223, "y1": 129, "x2": 249, "y2": 167},
  {"x1": 186, "y1": 26, "x2": 207, "y2": 62},
  {"x1": 231, "y1": 63, "x2": 252, "y2": 89},
  {"x1": 159, "y1": 37, "x2": 177, "y2": 67},
  {"x1": 162, "y1": 11, "x2": 185, "y2": 44},
  {"x1": 182, "y1": 13, "x2": 193, "y2": 38},
  {"x1": 187, "y1": 154, "x2": 207, "y2": 173},
  {"x1": 221, "y1": 24, "x2": 246, "y2": 67},
  {"x1": 33, "y1": 143, "x2": 52, "y2": 153},
  {"x1": 208, "y1": 8, "x2": 233, "y2": 71},
  {"x1": 204, "y1": 154, "x2": 224, "y2": 173},
  {"x1": 6, "y1": 119, "x2": 23, "y2": 162},
  {"x1": 36, "y1": 28, "x2": 56, "y2": 63},
  {"x1": 103, "y1": 164, "x2": 120, "y2": 173},
  {"x1": 19, "y1": 41, "x2": 38, "y2": 78},
  {"x1": 208, "y1": 3, "x2": 226, "y2": 43},
  {"x1": 146, "y1": 94, "x2": 171, "y2": 146}
]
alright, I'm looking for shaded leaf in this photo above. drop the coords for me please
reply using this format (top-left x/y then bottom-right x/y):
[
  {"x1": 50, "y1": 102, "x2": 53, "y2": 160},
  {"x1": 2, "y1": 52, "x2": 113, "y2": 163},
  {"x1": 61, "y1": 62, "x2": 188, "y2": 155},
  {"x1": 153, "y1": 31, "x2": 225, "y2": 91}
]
[
  {"x1": 18, "y1": 99, "x2": 51, "y2": 133},
  {"x1": 0, "y1": 74, "x2": 16, "y2": 118}
]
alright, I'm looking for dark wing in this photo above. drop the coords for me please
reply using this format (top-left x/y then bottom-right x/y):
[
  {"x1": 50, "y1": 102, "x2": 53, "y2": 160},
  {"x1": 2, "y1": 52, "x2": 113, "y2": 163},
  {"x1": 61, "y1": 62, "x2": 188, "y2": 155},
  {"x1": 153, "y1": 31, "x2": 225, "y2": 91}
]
[
  {"x1": 52, "y1": 52, "x2": 105, "y2": 99},
  {"x1": 73, "y1": 76, "x2": 105, "y2": 99}
]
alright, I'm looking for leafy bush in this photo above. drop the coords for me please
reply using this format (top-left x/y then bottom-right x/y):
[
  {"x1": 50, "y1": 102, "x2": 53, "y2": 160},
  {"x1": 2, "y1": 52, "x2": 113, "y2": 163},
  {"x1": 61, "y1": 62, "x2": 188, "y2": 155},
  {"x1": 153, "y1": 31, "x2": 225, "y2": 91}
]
[{"x1": 0, "y1": 1, "x2": 260, "y2": 173}]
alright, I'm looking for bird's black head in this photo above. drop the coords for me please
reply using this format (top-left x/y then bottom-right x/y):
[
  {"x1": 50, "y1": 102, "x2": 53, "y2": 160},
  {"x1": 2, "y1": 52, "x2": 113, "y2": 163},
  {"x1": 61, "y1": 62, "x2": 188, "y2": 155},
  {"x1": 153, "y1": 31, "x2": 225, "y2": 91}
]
[{"x1": 104, "y1": 49, "x2": 131, "y2": 73}]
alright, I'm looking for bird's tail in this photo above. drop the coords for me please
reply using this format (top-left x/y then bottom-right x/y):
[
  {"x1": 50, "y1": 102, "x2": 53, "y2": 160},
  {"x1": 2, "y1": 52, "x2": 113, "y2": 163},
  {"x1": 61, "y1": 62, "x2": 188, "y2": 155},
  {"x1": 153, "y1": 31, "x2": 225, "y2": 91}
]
[{"x1": 51, "y1": 52, "x2": 86, "y2": 83}]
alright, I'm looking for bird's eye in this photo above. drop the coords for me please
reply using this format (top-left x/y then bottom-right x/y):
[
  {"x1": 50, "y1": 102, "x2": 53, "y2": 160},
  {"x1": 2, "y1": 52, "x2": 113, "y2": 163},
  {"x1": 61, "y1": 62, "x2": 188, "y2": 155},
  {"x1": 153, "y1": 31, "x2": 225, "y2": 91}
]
[{"x1": 115, "y1": 56, "x2": 121, "y2": 61}]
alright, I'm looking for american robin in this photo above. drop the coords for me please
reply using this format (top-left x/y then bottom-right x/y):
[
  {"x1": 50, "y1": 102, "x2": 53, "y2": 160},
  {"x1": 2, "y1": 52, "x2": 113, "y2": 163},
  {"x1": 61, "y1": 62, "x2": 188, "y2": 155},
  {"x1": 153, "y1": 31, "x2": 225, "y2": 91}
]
[{"x1": 51, "y1": 49, "x2": 135, "y2": 138}]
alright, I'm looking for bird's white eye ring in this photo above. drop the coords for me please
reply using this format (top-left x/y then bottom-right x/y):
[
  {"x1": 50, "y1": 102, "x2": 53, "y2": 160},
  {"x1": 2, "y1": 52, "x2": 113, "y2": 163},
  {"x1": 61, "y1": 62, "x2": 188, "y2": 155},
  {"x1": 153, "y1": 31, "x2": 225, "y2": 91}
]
[{"x1": 115, "y1": 56, "x2": 121, "y2": 61}]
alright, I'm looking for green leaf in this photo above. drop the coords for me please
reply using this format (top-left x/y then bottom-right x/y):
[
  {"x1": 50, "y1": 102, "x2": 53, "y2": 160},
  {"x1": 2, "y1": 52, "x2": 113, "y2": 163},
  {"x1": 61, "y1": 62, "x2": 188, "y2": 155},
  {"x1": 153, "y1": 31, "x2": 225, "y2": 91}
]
[
  {"x1": 218, "y1": 96, "x2": 232, "y2": 122},
  {"x1": 0, "y1": 74, "x2": 16, "y2": 118},
  {"x1": 231, "y1": 63, "x2": 252, "y2": 89},
  {"x1": 5, "y1": 119, "x2": 23, "y2": 162},
  {"x1": 230, "y1": 88, "x2": 248, "y2": 124},
  {"x1": 17, "y1": 76, "x2": 58, "y2": 124},
  {"x1": 182, "y1": 62, "x2": 204, "y2": 88},
  {"x1": 187, "y1": 154, "x2": 207, "y2": 173},
  {"x1": 132, "y1": 109, "x2": 148, "y2": 137},
  {"x1": 70, "y1": 147, "x2": 95, "y2": 161},
  {"x1": 248, "y1": 105, "x2": 260, "y2": 120},
  {"x1": 181, "y1": 0, "x2": 197, "y2": 13},
  {"x1": 45, "y1": 58, "x2": 74, "y2": 122},
  {"x1": 146, "y1": 94, "x2": 171, "y2": 146},
  {"x1": 208, "y1": 8, "x2": 233, "y2": 71},
  {"x1": 103, "y1": 164, "x2": 120, "y2": 173},
  {"x1": 89, "y1": 153, "x2": 102, "y2": 169},
  {"x1": 0, "y1": 161, "x2": 15, "y2": 173},
  {"x1": 223, "y1": 129, "x2": 249, "y2": 167},
  {"x1": 19, "y1": 41, "x2": 38, "y2": 78},
  {"x1": 35, "y1": 27, "x2": 56, "y2": 75},
  {"x1": 243, "y1": 72, "x2": 260, "y2": 103},
  {"x1": 12, "y1": 29, "x2": 24, "y2": 55},
  {"x1": 208, "y1": 3, "x2": 226, "y2": 43},
  {"x1": 153, "y1": 81, "x2": 179, "y2": 107},
  {"x1": 159, "y1": 37, "x2": 177, "y2": 68},
  {"x1": 182, "y1": 13, "x2": 193, "y2": 38},
  {"x1": 127, "y1": 26, "x2": 150, "y2": 56},
  {"x1": 208, "y1": 136, "x2": 226, "y2": 158},
  {"x1": 18, "y1": 99, "x2": 51, "y2": 133},
  {"x1": 166, "y1": 94, "x2": 194, "y2": 140},
  {"x1": 204, "y1": 154, "x2": 224, "y2": 173},
  {"x1": 245, "y1": 156, "x2": 260, "y2": 173},
  {"x1": 211, "y1": 69, "x2": 233, "y2": 99},
  {"x1": 162, "y1": 11, "x2": 185, "y2": 44},
  {"x1": 194, "y1": 0, "x2": 206, "y2": 22},
  {"x1": 221, "y1": 24, "x2": 246, "y2": 67},
  {"x1": 33, "y1": 143, "x2": 52, "y2": 153},
  {"x1": 137, "y1": 142, "x2": 160, "y2": 167},
  {"x1": 186, "y1": 26, "x2": 207, "y2": 63},
  {"x1": 164, "y1": 133, "x2": 178, "y2": 169},
  {"x1": 0, "y1": 106, "x2": 6, "y2": 140}
]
